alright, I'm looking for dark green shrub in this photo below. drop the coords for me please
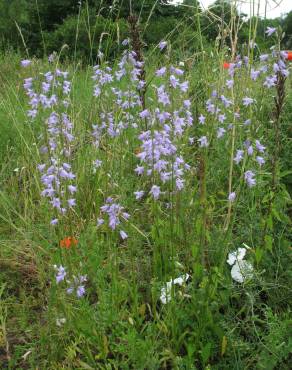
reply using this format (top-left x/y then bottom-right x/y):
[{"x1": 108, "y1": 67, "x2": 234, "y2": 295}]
[{"x1": 44, "y1": 10, "x2": 128, "y2": 63}]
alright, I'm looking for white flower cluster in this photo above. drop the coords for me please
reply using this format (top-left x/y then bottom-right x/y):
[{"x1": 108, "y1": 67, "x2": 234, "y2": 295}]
[
  {"x1": 227, "y1": 247, "x2": 253, "y2": 283},
  {"x1": 56, "y1": 317, "x2": 66, "y2": 327},
  {"x1": 160, "y1": 273, "x2": 190, "y2": 304}
]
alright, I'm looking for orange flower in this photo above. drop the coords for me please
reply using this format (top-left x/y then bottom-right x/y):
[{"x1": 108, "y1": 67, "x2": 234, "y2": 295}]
[
  {"x1": 287, "y1": 52, "x2": 292, "y2": 61},
  {"x1": 223, "y1": 62, "x2": 230, "y2": 69},
  {"x1": 60, "y1": 236, "x2": 78, "y2": 249}
]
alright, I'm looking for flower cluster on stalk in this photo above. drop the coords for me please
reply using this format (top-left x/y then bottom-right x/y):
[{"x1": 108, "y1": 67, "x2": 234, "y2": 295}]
[
  {"x1": 54, "y1": 265, "x2": 87, "y2": 298},
  {"x1": 97, "y1": 197, "x2": 130, "y2": 239},
  {"x1": 90, "y1": 45, "x2": 192, "y2": 204},
  {"x1": 22, "y1": 63, "x2": 77, "y2": 225},
  {"x1": 134, "y1": 64, "x2": 192, "y2": 199},
  {"x1": 194, "y1": 38, "x2": 291, "y2": 198}
]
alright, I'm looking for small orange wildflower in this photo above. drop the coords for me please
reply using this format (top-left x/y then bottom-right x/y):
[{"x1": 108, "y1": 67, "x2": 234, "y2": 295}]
[
  {"x1": 60, "y1": 236, "x2": 78, "y2": 249},
  {"x1": 223, "y1": 62, "x2": 230, "y2": 69},
  {"x1": 287, "y1": 52, "x2": 292, "y2": 61}
]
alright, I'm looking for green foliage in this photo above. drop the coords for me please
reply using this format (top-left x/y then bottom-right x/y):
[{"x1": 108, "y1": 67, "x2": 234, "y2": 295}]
[
  {"x1": 0, "y1": 0, "x2": 290, "y2": 60},
  {"x1": 0, "y1": 0, "x2": 30, "y2": 49},
  {"x1": 282, "y1": 11, "x2": 292, "y2": 48},
  {"x1": 143, "y1": 16, "x2": 179, "y2": 45},
  {"x1": 201, "y1": 0, "x2": 238, "y2": 42},
  {"x1": 44, "y1": 10, "x2": 128, "y2": 62}
]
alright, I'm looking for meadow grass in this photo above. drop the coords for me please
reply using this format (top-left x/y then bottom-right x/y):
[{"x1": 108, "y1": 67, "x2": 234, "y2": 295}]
[{"x1": 0, "y1": 33, "x2": 291, "y2": 370}]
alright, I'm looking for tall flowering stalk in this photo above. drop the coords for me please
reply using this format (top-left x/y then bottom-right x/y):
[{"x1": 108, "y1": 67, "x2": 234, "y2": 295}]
[
  {"x1": 91, "y1": 42, "x2": 192, "y2": 279},
  {"x1": 22, "y1": 63, "x2": 77, "y2": 226},
  {"x1": 134, "y1": 63, "x2": 191, "y2": 197},
  {"x1": 97, "y1": 197, "x2": 130, "y2": 240},
  {"x1": 193, "y1": 48, "x2": 281, "y2": 239},
  {"x1": 261, "y1": 33, "x2": 289, "y2": 245},
  {"x1": 128, "y1": 14, "x2": 146, "y2": 110}
]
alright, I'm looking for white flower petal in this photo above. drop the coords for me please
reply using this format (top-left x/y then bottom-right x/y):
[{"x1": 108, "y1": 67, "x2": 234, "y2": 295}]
[
  {"x1": 227, "y1": 253, "x2": 237, "y2": 266},
  {"x1": 231, "y1": 260, "x2": 253, "y2": 283},
  {"x1": 160, "y1": 273, "x2": 190, "y2": 304},
  {"x1": 227, "y1": 247, "x2": 247, "y2": 265},
  {"x1": 237, "y1": 247, "x2": 247, "y2": 260},
  {"x1": 173, "y1": 273, "x2": 190, "y2": 286},
  {"x1": 160, "y1": 286, "x2": 171, "y2": 304},
  {"x1": 56, "y1": 317, "x2": 66, "y2": 327}
]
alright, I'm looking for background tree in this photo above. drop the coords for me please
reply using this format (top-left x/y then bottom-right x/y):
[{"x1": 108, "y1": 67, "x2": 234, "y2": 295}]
[
  {"x1": 202, "y1": 0, "x2": 236, "y2": 42},
  {"x1": 0, "y1": 0, "x2": 29, "y2": 50},
  {"x1": 0, "y1": 0, "x2": 290, "y2": 59},
  {"x1": 282, "y1": 10, "x2": 292, "y2": 48}
]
